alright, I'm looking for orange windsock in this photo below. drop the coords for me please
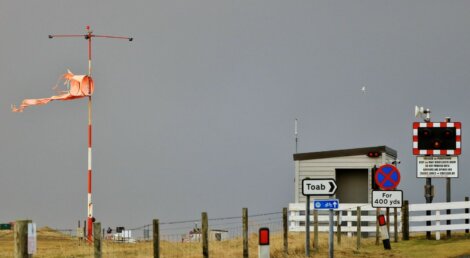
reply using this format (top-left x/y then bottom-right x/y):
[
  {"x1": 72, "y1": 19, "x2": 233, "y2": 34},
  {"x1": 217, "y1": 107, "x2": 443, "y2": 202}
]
[{"x1": 12, "y1": 70, "x2": 94, "y2": 112}]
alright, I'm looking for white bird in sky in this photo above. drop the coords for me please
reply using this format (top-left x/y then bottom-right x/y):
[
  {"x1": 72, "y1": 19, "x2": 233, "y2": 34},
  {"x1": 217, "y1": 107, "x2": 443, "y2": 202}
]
[{"x1": 361, "y1": 86, "x2": 366, "y2": 94}]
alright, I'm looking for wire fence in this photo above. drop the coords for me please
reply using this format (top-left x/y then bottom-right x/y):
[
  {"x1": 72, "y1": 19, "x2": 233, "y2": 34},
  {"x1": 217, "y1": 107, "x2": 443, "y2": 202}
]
[{"x1": 0, "y1": 209, "x2": 286, "y2": 258}]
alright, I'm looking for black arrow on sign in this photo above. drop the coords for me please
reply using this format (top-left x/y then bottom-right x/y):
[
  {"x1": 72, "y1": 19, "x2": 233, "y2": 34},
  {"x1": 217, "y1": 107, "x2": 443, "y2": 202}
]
[{"x1": 329, "y1": 181, "x2": 337, "y2": 194}]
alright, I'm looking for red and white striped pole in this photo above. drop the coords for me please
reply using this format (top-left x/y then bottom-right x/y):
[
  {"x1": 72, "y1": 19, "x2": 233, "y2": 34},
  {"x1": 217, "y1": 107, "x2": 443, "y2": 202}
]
[
  {"x1": 86, "y1": 25, "x2": 94, "y2": 242},
  {"x1": 48, "y1": 26, "x2": 132, "y2": 243}
]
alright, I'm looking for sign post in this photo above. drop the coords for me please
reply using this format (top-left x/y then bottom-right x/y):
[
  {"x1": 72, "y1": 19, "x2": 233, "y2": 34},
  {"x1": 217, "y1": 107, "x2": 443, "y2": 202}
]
[
  {"x1": 306, "y1": 195, "x2": 310, "y2": 257},
  {"x1": 314, "y1": 199, "x2": 339, "y2": 258},
  {"x1": 302, "y1": 179, "x2": 337, "y2": 257}
]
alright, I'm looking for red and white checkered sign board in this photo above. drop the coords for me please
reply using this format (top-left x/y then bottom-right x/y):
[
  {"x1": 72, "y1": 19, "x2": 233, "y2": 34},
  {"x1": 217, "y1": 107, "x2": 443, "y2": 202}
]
[{"x1": 413, "y1": 122, "x2": 461, "y2": 155}]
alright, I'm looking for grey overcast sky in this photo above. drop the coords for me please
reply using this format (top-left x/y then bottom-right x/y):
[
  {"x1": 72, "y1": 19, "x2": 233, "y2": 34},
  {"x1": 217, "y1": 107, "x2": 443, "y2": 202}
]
[{"x1": 1, "y1": 1, "x2": 469, "y2": 229}]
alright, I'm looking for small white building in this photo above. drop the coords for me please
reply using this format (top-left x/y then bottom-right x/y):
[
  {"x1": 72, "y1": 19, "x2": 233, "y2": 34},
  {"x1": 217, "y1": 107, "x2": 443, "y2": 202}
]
[{"x1": 293, "y1": 146, "x2": 398, "y2": 204}]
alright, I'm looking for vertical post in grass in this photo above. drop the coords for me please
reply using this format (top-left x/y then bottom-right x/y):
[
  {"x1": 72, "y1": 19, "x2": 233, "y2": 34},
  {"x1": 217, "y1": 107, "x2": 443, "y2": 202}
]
[
  {"x1": 283, "y1": 207, "x2": 288, "y2": 257},
  {"x1": 465, "y1": 196, "x2": 469, "y2": 234},
  {"x1": 14, "y1": 220, "x2": 31, "y2": 258},
  {"x1": 202, "y1": 212, "x2": 209, "y2": 258},
  {"x1": 394, "y1": 208, "x2": 398, "y2": 242},
  {"x1": 305, "y1": 196, "x2": 310, "y2": 257},
  {"x1": 386, "y1": 208, "x2": 390, "y2": 234},
  {"x1": 243, "y1": 208, "x2": 248, "y2": 258},
  {"x1": 336, "y1": 211, "x2": 341, "y2": 245},
  {"x1": 356, "y1": 207, "x2": 361, "y2": 250},
  {"x1": 375, "y1": 208, "x2": 380, "y2": 245},
  {"x1": 402, "y1": 200, "x2": 409, "y2": 240},
  {"x1": 153, "y1": 219, "x2": 160, "y2": 258},
  {"x1": 93, "y1": 222, "x2": 101, "y2": 258},
  {"x1": 313, "y1": 209, "x2": 319, "y2": 253}
]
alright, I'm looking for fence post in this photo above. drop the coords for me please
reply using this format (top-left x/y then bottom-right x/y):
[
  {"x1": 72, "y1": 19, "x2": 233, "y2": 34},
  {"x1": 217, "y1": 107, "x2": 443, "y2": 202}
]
[
  {"x1": 84, "y1": 220, "x2": 87, "y2": 240},
  {"x1": 435, "y1": 211, "x2": 441, "y2": 240},
  {"x1": 347, "y1": 210, "x2": 352, "y2": 237},
  {"x1": 14, "y1": 220, "x2": 31, "y2": 258},
  {"x1": 375, "y1": 208, "x2": 379, "y2": 245},
  {"x1": 93, "y1": 222, "x2": 101, "y2": 258},
  {"x1": 283, "y1": 207, "x2": 288, "y2": 257},
  {"x1": 313, "y1": 210, "x2": 318, "y2": 253},
  {"x1": 394, "y1": 208, "x2": 398, "y2": 242},
  {"x1": 202, "y1": 212, "x2": 209, "y2": 258},
  {"x1": 386, "y1": 208, "x2": 390, "y2": 234},
  {"x1": 466, "y1": 197, "x2": 469, "y2": 234},
  {"x1": 336, "y1": 211, "x2": 341, "y2": 245},
  {"x1": 153, "y1": 219, "x2": 160, "y2": 258},
  {"x1": 243, "y1": 208, "x2": 248, "y2": 258},
  {"x1": 356, "y1": 207, "x2": 361, "y2": 250},
  {"x1": 402, "y1": 200, "x2": 409, "y2": 240}
]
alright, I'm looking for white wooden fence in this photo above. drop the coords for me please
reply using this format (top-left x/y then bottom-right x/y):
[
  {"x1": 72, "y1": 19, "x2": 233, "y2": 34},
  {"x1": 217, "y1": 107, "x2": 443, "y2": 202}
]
[
  {"x1": 289, "y1": 200, "x2": 470, "y2": 240},
  {"x1": 408, "y1": 201, "x2": 470, "y2": 240}
]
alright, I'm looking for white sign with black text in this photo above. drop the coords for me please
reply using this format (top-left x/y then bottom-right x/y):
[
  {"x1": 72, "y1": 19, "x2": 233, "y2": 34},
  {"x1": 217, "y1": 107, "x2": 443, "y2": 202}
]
[
  {"x1": 417, "y1": 156, "x2": 458, "y2": 178},
  {"x1": 372, "y1": 190, "x2": 403, "y2": 208}
]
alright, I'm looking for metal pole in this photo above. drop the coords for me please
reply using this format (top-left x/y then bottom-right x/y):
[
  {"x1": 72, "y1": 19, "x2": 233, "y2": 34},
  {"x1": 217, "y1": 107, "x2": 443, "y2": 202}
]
[
  {"x1": 446, "y1": 117, "x2": 452, "y2": 239},
  {"x1": 295, "y1": 118, "x2": 298, "y2": 153},
  {"x1": 86, "y1": 26, "x2": 94, "y2": 243},
  {"x1": 425, "y1": 178, "x2": 433, "y2": 240},
  {"x1": 48, "y1": 26, "x2": 132, "y2": 244},
  {"x1": 329, "y1": 209, "x2": 334, "y2": 258},
  {"x1": 446, "y1": 178, "x2": 451, "y2": 238},
  {"x1": 306, "y1": 196, "x2": 310, "y2": 257},
  {"x1": 313, "y1": 210, "x2": 318, "y2": 254}
]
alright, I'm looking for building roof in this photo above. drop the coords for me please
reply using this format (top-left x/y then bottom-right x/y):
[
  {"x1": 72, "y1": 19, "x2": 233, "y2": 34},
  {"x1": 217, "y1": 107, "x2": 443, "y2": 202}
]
[{"x1": 293, "y1": 145, "x2": 397, "y2": 161}]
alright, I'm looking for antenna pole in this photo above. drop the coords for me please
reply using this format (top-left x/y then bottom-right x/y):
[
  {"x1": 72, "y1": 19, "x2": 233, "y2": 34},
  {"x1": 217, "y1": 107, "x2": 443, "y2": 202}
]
[
  {"x1": 49, "y1": 26, "x2": 132, "y2": 243},
  {"x1": 295, "y1": 118, "x2": 298, "y2": 153}
]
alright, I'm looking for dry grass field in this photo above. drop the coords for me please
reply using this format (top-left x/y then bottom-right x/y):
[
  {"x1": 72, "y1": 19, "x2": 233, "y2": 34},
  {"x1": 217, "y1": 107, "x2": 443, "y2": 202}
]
[{"x1": 1, "y1": 227, "x2": 470, "y2": 257}]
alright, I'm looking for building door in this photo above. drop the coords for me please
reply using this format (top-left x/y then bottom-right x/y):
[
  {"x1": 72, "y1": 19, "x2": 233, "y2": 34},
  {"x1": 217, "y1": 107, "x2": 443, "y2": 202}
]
[{"x1": 335, "y1": 169, "x2": 368, "y2": 203}]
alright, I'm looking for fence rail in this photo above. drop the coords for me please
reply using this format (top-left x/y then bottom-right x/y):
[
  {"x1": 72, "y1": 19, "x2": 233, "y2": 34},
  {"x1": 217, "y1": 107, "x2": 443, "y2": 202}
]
[
  {"x1": 289, "y1": 199, "x2": 470, "y2": 240},
  {"x1": 289, "y1": 203, "x2": 401, "y2": 234}
]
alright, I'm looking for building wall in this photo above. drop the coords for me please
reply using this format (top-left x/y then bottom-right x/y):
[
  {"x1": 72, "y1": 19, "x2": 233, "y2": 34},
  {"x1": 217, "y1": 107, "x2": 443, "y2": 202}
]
[{"x1": 295, "y1": 153, "x2": 397, "y2": 203}]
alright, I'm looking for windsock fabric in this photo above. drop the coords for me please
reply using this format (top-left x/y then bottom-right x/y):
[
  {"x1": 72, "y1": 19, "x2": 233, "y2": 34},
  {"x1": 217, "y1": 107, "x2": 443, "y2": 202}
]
[{"x1": 12, "y1": 71, "x2": 94, "y2": 112}]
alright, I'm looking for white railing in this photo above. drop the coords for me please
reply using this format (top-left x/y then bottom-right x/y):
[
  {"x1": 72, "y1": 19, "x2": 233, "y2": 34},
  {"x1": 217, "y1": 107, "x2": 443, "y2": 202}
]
[
  {"x1": 288, "y1": 203, "x2": 401, "y2": 236},
  {"x1": 408, "y1": 201, "x2": 470, "y2": 240},
  {"x1": 289, "y1": 200, "x2": 470, "y2": 240}
]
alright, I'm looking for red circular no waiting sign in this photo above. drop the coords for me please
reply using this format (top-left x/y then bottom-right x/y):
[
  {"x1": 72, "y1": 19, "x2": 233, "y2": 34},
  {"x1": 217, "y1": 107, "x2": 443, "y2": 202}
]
[{"x1": 374, "y1": 164, "x2": 401, "y2": 190}]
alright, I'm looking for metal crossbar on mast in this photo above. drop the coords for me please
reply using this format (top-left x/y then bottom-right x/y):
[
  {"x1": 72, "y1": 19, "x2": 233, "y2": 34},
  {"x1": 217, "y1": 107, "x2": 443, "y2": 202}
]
[{"x1": 49, "y1": 26, "x2": 132, "y2": 242}]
